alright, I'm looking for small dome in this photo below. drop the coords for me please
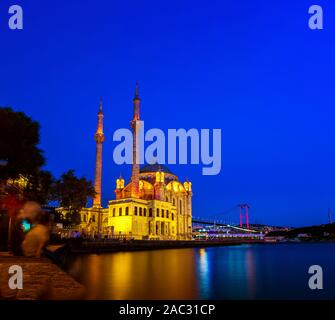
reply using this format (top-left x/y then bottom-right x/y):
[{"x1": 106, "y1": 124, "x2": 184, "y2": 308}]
[{"x1": 140, "y1": 164, "x2": 174, "y2": 175}]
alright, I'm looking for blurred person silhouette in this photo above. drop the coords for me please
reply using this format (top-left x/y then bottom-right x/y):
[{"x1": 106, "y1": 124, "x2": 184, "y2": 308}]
[
  {"x1": 22, "y1": 211, "x2": 50, "y2": 258},
  {"x1": 10, "y1": 201, "x2": 41, "y2": 256}
]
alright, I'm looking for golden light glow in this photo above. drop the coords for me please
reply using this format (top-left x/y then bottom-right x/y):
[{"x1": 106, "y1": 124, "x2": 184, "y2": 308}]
[
  {"x1": 116, "y1": 178, "x2": 125, "y2": 189},
  {"x1": 7, "y1": 174, "x2": 29, "y2": 189},
  {"x1": 139, "y1": 180, "x2": 153, "y2": 190},
  {"x1": 183, "y1": 181, "x2": 192, "y2": 191},
  {"x1": 155, "y1": 171, "x2": 165, "y2": 183},
  {"x1": 168, "y1": 181, "x2": 186, "y2": 193}
]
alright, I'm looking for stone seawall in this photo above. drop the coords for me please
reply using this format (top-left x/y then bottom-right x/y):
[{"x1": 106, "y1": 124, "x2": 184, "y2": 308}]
[{"x1": 0, "y1": 253, "x2": 85, "y2": 300}]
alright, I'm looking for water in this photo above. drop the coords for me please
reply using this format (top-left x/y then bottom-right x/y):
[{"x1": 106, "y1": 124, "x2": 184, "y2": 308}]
[{"x1": 65, "y1": 243, "x2": 335, "y2": 299}]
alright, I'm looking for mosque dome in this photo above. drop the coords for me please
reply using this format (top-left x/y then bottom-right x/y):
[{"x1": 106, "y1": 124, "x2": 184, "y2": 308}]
[{"x1": 140, "y1": 164, "x2": 174, "y2": 175}]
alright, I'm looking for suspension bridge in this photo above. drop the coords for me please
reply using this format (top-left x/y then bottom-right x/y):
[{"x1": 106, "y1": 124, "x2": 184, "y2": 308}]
[{"x1": 191, "y1": 204, "x2": 265, "y2": 239}]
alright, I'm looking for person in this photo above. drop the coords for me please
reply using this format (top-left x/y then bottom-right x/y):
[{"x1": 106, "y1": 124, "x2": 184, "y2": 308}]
[
  {"x1": 10, "y1": 201, "x2": 41, "y2": 256},
  {"x1": 22, "y1": 211, "x2": 50, "y2": 258}
]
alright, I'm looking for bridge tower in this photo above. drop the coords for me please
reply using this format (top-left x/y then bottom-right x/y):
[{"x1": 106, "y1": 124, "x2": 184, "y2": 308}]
[{"x1": 238, "y1": 204, "x2": 250, "y2": 229}]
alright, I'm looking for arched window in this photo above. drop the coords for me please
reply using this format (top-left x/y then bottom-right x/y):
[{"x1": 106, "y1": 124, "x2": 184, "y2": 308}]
[
  {"x1": 134, "y1": 206, "x2": 138, "y2": 216},
  {"x1": 92, "y1": 214, "x2": 96, "y2": 222},
  {"x1": 126, "y1": 207, "x2": 129, "y2": 216},
  {"x1": 112, "y1": 208, "x2": 116, "y2": 217},
  {"x1": 161, "y1": 209, "x2": 165, "y2": 218},
  {"x1": 144, "y1": 208, "x2": 147, "y2": 217},
  {"x1": 149, "y1": 208, "x2": 153, "y2": 217},
  {"x1": 156, "y1": 208, "x2": 160, "y2": 217},
  {"x1": 139, "y1": 207, "x2": 142, "y2": 216},
  {"x1": 172, "y1": 213, "x2": 174, "y2": 221},
  {"x1": 166, "y1": 210, "x2": 169, "y2": 219},
  {"x1": 119, "y1": 207, "x2": 122, "y2": 216}
]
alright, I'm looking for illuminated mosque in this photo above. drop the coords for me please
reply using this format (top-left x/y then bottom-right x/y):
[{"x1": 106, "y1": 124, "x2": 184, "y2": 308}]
[{"x1": 77, "y1": 83, "x2": 193, "y2": 240}]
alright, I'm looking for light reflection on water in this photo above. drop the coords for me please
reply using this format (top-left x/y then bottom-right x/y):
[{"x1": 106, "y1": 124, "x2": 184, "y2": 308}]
[
  {"x1": 198, "y1": 248, "x2": 210, "y2": 299},
  {"x1": 65, "y1": 243, "x2": 335, "y2": 300}
]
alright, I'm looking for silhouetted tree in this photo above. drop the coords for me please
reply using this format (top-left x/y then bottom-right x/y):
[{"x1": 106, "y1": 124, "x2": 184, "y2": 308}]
[
  {"x1": 53, "y1": 170, "x2": 95, "y2": 226},
  {"x1": 0, "y1": 107, "x2": 54, "y2": 205},
  {"x1": 23, "y1": 170, "x2": 55, "y2": 204},
  {"x1": 0, "y1": 107, "x2": 45, "y2": 181}
]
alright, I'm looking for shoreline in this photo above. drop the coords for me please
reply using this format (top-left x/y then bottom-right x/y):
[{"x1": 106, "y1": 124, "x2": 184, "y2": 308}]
[
  {"x1": 55, "y1": 238, "x2": 335, "y2": 255},
  {"x1": 63, "y1": 239, "x2": 265, "y2": 254}
]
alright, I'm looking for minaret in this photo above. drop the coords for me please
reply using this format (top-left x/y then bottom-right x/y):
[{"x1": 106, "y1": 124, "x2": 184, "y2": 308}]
[
  {"x1": 130, "y1": 81, "x2": 141, "y2": 197},
  {"x1": 93, "y1": 99, "x2": 105, "y2": 207}
]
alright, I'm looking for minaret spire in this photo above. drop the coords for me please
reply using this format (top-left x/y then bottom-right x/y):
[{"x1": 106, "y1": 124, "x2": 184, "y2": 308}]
[
  {"x1": 133, "y1": 80, "x2": 140, "y2": 121},
  {"x1": 134, "y1": 80, "x2": 139, "y2": 99},
  {"x1": 99, "y1": 97, "x2": 103, "y2": 113},
  {"x1": 130, "y1": 82, "x2": 141, "y2": 197},
  {"x1": 93, "y1": 98, "x2": 105, "y2": 207}
]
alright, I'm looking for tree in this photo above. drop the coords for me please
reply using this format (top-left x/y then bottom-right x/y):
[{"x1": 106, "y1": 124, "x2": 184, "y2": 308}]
[
  {"x1": 23, "y1": 170, "x2": 54, "y2": 205},
  {"x1": 0, "y1": 107, "x2": 54, "y2": 207},
  {"x1": 0, "y1": 107, "x2": 45, "y2": 181},
  {"x1": 53, "y1": 170, "x2": 95, "y2": 226}
]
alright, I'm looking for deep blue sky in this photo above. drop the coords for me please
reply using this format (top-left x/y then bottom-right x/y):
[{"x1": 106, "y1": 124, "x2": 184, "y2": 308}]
[{"x1": 1, "y1": 0, "x2": 334, "y2": 226}]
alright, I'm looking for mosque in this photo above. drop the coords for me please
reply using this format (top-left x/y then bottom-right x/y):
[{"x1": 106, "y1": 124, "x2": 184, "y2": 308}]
[{"x1": 77, "y1": 83, "x2": 193, "y2": 240}]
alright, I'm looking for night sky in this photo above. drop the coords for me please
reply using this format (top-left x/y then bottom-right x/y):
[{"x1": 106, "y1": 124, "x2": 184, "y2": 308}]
[{"x1": 1, "y1": 0, "x2": 334, "y2": 226}]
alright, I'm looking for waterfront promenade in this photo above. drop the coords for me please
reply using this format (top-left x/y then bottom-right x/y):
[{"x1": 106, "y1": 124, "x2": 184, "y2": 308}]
[{"x1": 0, "y1": 252, "x2": 85, "y2": 300}]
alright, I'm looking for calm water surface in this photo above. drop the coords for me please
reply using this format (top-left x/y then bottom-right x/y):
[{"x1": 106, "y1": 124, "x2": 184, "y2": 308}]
[{"x1": 65, "y1": 243, "x2": 335, "y2": 299}]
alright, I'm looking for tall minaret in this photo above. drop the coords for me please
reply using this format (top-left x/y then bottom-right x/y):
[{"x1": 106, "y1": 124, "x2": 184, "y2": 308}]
[
  {"x1": 130, "y1": 81, "x2": 141, "y2": 197},
  {"x1": 93, "y1": 99, "x2": 105, "y2": 207}
]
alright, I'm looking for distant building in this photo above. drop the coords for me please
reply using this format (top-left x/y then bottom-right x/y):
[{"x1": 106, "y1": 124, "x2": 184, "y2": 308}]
[
  {"x1": 66, "y1": 83, "x2": 193, "y2": 240},
  {"x1": 297, "y1": 233, "x2": 310, "y2": 238}
]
